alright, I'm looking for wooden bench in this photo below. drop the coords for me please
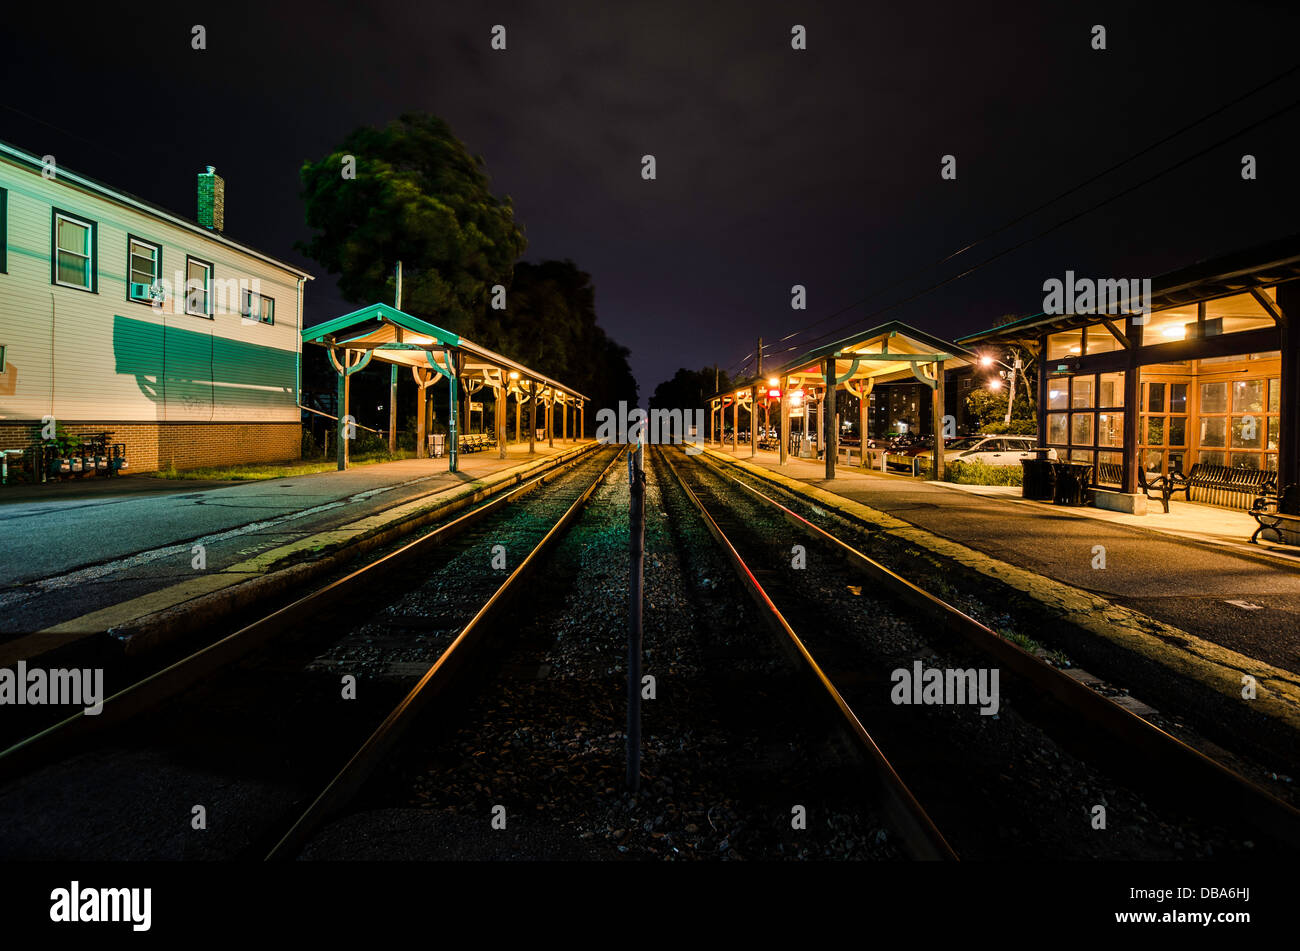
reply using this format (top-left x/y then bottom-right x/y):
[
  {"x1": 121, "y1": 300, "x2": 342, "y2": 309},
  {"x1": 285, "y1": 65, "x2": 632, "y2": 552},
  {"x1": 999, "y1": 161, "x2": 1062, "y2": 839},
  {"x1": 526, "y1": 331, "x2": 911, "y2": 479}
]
[
  {"x1": 1093, "y1": 462, "x2": 1169, "y2": 512},
  {"x1": 1251, "y1": 484, "x2": 1300, "y2": 545}
]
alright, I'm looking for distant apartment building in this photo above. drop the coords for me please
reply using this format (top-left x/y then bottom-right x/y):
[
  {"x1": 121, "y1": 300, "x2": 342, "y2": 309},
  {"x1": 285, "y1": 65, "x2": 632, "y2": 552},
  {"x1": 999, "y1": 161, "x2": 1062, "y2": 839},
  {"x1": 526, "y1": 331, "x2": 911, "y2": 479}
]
[{"x1": 0, "y1": 141, "x2": 311, "y2": 471}]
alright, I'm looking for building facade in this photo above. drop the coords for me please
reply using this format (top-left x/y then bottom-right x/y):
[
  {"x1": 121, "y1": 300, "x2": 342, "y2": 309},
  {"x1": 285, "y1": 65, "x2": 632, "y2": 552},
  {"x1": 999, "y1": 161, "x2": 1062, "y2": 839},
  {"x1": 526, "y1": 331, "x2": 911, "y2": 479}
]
[
  {"x1": 0, "y1": 142, "x2": 311, "y2": 473},
  {"x1": 959, "y1": 234, "x2": 1300, "y2": 500}
]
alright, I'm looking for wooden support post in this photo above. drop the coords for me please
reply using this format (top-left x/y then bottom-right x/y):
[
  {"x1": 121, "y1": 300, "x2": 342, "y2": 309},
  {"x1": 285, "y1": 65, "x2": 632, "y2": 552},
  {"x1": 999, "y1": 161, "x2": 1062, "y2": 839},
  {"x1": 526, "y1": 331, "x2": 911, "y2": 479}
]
[
  {"x1": 415, "y1": 377, "x2": 427, "y2": 459},
  {"x1": 447, "y1": 350, "x2": 460, "y2": 473},
  {"x1": 930, "y1": 360, "x2": 946, "y2": 481},
  {"x1": 337, "y1": 366, "x2": 349, "y2": 471},
  {"x1": 497, "y1": 378, "x2": 507, "y2": 460},
  {"x1": 1122, "y1": 318, "x2": 1143, "y2": 493},
  {"x1": 779, "y1": 377, "x2": 790, "y2": 466},
  {"x1": 858, "y1": 379, "x2": 873, "y2": 467},
  {"x1": 515, "y1": 395, "x2": 522, "y2": 444},
  {"x1": 562, "y1": 396, "x2": 568, "y2": 442},
  {"x1": 529, "y1": 381, "x2": 537, "y2": 454},
  {"x1": 1278, "y1": 283, "x2": 1300, "y2": 492},
  {"x1": 580, "y1": 402, "x2": 585, "y2": 441},
  {"x1": 750, "y1": 384, "x2": 759, "y2": 458},
  {"x1": 824, "y1": 357, "x2": 837, "y2": 480},
  {"x1": 548, "y1": 388, "x2": 555, "y2": 448},
  {"x1": 732, "y1": 395, "x2": 738, "y2": 452}
]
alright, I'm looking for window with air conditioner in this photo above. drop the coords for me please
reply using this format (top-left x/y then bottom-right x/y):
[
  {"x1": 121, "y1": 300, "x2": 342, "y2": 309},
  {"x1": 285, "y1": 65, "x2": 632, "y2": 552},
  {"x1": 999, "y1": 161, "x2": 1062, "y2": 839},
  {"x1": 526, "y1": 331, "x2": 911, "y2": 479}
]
[{"x1": 127, "y1": 236, "x2": 162, "y2": 303}]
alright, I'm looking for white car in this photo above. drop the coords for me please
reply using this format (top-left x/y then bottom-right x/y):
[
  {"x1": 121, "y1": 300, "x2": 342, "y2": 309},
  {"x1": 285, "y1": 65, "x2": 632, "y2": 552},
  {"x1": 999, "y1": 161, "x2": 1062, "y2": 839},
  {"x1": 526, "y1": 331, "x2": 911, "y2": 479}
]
[{"x1": 917, "y1": 435, "x2": 1057, "y2": 466}]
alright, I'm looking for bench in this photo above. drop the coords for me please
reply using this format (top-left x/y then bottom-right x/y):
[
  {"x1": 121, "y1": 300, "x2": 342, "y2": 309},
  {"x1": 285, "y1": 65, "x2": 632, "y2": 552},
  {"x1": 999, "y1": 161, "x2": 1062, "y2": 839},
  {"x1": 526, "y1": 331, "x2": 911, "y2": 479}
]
[
  {"x1": 1166, "y1": 463, "x2": 1275, "y2": 510},
  {"x1": 1094, "y1": 462, "x2": 1168, "y2": 513},
  {"x1": 457, "y1": 433, "x2": 493, "y2": 454},
  {"x1": 1251, "y1": 484, "x2": 1300, "y2": 545}
]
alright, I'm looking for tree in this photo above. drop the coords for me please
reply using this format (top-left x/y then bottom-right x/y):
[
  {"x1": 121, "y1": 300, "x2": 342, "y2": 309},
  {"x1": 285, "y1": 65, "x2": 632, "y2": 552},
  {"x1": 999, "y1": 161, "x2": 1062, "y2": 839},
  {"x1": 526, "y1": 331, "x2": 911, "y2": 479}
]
[
  {"x1": 649, "y1": 367, "x2": 731, "y2": 412},
  {"x1": 297, "y1": 112, "x2": 526, "y2": 337},
  {"x1": 486, "y1": 260, "x2": 638, "y2": 419}
]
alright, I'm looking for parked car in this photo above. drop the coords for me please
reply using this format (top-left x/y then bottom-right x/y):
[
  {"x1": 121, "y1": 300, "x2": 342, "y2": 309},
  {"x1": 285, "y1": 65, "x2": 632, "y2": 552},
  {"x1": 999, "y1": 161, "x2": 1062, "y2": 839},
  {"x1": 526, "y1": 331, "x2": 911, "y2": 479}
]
[{"x1": 913, "y1": 435, "x2": 1057, "y2": 466}]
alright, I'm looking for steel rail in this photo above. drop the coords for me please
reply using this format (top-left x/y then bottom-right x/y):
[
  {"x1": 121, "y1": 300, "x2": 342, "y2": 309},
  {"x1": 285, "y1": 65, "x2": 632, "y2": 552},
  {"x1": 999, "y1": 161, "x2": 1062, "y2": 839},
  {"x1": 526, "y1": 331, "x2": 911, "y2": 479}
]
[
  {"x1": 266, "y1": 446, "x2": 626, "y2": 859},
  {"x1": 656, "y1": 446, "x2": 957, "y2": 861},
  {"x1": 695, "y1": 449, "x2": 1300, "y2": 850},
  {"x1": 0, "y1": 444, "x2": 606, "y2": 779}
]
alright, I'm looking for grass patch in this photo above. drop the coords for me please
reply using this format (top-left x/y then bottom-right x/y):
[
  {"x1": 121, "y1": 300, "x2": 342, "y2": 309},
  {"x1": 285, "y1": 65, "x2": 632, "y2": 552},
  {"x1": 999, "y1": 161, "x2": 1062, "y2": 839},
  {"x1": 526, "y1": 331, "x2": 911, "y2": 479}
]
[
  {"x1": 147, "y1": 450, "x2": 417, "y2": 482},
  {"x1": 943, "y1": 459, "x2": 1023, "y2": 487}
]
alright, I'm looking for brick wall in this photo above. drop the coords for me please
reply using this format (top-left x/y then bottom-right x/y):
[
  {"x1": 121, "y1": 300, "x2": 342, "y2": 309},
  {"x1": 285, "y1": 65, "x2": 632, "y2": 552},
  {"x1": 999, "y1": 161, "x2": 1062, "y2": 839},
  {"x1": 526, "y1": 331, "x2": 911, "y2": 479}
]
[{"x1": 0, "y1": 421, "x2": 300, "y2": 475}]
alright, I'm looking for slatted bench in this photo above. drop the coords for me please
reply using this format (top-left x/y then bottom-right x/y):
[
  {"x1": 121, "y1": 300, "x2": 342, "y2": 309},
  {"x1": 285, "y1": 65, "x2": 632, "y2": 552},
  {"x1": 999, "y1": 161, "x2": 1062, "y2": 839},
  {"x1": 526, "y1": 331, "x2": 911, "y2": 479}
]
[
  {"x1": 1251, "y1": 485, "x2": 1300, "y2": 545},
  {"x1": 1093, "y1": 461, "x2": 1169, "y2": 513},
  {"x1": 1167, "y1": 463, "x2": 1275, "y2": 510}
]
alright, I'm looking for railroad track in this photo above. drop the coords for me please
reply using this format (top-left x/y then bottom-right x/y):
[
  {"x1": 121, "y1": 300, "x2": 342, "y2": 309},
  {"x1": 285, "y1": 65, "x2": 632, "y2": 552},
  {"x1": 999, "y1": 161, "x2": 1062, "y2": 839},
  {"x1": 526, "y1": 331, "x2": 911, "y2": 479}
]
[
  {"x1": 0, "y1": 446, "x2": 624, "y2": 860},
  {"x1": 657, "y1": 445, "x2": 1300, "y2": 860}
]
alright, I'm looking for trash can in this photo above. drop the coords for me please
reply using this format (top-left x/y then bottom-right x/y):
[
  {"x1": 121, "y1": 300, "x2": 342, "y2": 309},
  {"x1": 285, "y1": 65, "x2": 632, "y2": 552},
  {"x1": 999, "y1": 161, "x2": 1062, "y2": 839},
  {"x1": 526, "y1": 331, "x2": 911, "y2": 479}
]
[
  {"x1": 1052, "y1": 462, "x2": 1093, "y2": 505},
  {"x1": 429, "y1": 433, "x2": 446, "y2": 458},
  {"x1": 1021, "y1": 458, "x2": 1056, "y2": 500}
]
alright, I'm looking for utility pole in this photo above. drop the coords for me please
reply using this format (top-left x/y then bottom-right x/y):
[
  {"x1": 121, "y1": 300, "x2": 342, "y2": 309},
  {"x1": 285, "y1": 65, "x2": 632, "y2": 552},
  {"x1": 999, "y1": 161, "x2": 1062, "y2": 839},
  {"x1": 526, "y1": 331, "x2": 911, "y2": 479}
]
[{"x1": 1004, "y1": 353, "x2": 1021, "y2": 425}]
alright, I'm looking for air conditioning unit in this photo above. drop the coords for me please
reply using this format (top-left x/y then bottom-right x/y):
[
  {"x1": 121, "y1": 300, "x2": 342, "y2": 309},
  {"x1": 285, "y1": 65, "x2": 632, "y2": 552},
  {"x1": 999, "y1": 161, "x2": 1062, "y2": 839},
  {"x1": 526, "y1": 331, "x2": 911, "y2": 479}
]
[{"x1": 130, "y1": 282, "x2": 163, "y2": 302}]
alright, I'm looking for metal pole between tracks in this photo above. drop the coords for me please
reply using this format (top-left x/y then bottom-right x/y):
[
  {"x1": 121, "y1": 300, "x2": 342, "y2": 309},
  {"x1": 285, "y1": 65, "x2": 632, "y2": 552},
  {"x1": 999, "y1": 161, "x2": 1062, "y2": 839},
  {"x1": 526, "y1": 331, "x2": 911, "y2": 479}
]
[{"x1": 626, "y1": 441, "x2": 645, "y2": 792}]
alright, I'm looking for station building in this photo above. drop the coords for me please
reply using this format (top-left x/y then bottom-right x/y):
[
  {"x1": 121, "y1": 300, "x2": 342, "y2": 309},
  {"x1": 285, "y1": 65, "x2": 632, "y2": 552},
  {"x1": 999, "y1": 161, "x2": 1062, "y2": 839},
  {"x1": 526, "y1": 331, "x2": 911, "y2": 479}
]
[
  {"x1": 959, "y1": 233, "x2": 1300, "y2": 505},
  {"x1": 0, "y1": 140, "x2": 311, "y2": 473}
]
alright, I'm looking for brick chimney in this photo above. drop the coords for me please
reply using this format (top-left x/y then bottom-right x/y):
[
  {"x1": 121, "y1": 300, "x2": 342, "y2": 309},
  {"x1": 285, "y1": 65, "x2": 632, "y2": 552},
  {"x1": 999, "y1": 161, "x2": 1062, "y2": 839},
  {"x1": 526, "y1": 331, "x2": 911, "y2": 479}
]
[{"x1": 197, "y1": 166, "x2": 225, "y2": 232}]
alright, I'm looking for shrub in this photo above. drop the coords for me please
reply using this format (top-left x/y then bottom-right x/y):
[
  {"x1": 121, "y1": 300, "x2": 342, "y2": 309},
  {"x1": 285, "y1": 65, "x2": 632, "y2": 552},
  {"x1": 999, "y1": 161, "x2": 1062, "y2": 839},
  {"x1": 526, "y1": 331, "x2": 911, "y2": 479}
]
[{"x1": 944, "y1": 459, "x2": 1023, "y2": 486}]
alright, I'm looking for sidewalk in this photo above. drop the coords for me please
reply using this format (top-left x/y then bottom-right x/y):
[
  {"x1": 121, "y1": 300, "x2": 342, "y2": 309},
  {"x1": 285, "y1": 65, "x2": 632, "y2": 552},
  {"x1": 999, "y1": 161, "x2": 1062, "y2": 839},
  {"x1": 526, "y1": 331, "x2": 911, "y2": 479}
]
[
  {"x1": 0, "y1": 441, "x2": 589, "y2": 655},
  {"x1": 707, "y1": 444, "x2": 1300, "y2": 676}
]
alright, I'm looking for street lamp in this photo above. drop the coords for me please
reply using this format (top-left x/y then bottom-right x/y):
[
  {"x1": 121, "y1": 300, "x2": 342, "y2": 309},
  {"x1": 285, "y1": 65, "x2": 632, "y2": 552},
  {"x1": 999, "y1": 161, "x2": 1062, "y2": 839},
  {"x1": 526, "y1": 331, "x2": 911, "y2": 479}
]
[{"x1": 977, "y1": 351, "x2": 1023, "y2": 424}]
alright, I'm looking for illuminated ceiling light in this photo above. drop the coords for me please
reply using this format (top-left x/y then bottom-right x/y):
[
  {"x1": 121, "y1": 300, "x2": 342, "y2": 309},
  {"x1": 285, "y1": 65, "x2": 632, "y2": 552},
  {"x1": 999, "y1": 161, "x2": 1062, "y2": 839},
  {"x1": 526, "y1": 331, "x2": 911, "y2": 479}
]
[
  {"x1": 1162, "y1": 325, "x2": 1186, "y2": 339},
  {"x1": 979, "y1": 355, "x2": 994, "y2": 367},
  {"x1": 1068, "y1": 346, "x2": 1081, "y2": 354},
  {"x1": 768, "y1": 377, "x2": 779, "y2": 387},
  {"x1": 509, "y1": 370, "x2": 520, "y2": 379}
]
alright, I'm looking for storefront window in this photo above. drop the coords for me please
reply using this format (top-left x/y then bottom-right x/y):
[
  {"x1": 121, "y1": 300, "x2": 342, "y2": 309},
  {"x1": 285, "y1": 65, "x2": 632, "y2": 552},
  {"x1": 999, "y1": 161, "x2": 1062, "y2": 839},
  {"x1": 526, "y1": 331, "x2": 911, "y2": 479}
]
[
  {"x1": 1071, "y1": 413, "x2": 1093, "y2": 445},
  {"x1": 1086, "y1": 326, "x2": 1121, "y2": 354},
  {"x1": 1200, "y1": 382, "x2": 1228, "y2": 414},
  {"x1": 1098, "y1": 372, "x2": 1124, "y2": 407},
  {"x1": 1233, "y1": 380, "x2": 1264, "y2": 413},
  {"x1": 1047, "y1": 329, "x2": 1083, "y2": 361},
  {"x1": 1203, "y1": 291, "x2": 1276, "y2": 336},
  {"x1": 1201, "y1": 417, "x2": 1227, "y2": 447},
  {"x1": 1097, "y1": 413, "x2": 1122, "y2": 447},
  {"x1": 1141, "y1": 306, "x2": 1197, "y2": 345},
  {"x1": 1048, "y1": 413, "x2": 1067, "y2": 445},
  {"x1": 1047, "y1": 384, "x2": 1068, "y2": 410},
  {"x1": 1072, "y1": 377, "x2": 1094, "y2": 408}
]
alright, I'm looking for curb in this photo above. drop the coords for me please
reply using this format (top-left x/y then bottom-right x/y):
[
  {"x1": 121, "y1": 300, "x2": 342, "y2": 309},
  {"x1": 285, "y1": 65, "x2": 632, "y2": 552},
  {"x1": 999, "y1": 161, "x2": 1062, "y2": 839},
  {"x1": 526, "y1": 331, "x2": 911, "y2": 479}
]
[{"x1": 27, "y1": 443, "x2": 598, "y2": 659}]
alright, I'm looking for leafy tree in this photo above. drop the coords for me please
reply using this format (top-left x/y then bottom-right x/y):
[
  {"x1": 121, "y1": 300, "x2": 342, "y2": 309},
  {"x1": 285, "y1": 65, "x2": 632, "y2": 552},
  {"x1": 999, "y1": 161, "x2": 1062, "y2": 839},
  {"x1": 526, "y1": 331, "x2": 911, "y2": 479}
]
[
  {"x1": 297, "y1": 112, "x2": 526, "y2": 337},
  {"x1": 649, "y1": 367, "x2": 732, "y2": 412}
]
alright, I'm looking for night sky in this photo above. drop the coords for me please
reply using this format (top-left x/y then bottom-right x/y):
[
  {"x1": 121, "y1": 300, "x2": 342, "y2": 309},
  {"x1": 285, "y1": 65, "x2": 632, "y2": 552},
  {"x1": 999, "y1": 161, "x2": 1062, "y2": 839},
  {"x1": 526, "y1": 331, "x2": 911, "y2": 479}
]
[{"x1": 5, "y1": 1, "x2": 1299, "y2": 395}]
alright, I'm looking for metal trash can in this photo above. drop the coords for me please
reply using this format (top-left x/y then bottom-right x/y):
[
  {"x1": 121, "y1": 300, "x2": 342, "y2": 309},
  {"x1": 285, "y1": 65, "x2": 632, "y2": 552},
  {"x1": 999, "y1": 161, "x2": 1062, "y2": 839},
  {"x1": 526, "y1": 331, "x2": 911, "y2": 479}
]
[
  {"x1": 1020, "y1": 458, "x2": 1056, "y2": 500},
  {"x1": 1052, "y1": 462, "x2": 1093, "y2": 505},
  {"x1": 429, "y1": 433, "x2": 446, "y2": 458}
]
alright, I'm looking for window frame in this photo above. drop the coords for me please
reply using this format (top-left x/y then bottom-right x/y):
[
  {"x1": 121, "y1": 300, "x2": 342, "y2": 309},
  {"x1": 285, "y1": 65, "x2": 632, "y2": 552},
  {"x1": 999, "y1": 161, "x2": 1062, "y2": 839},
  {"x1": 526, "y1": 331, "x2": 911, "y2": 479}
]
[
  {"x1": 240, "y1": 288, "x2": 276, "y2": 325},
  {"x1": 125, "y1": 234, "x2": 163, "y2": 306},
  {"x1": 184, "y1": 255, "x2": 214, "y2": 318},
  {"x1": 51, "y1": 207, "x2": 98, "y2": 293}
]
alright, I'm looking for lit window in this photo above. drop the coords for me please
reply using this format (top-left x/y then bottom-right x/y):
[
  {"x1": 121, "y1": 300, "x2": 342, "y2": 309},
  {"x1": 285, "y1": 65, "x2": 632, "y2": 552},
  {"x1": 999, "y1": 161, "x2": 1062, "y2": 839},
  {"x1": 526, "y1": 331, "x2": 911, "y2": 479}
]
[
  {"x1": 53, "y1": 210, "x2": 96, "y2": 291},
  {"x1": 127, "y1": 237, "x2": 161, "y2": 302},
  {"x1": 186, "y1": 256, "x2": 212, "y2": 317}
]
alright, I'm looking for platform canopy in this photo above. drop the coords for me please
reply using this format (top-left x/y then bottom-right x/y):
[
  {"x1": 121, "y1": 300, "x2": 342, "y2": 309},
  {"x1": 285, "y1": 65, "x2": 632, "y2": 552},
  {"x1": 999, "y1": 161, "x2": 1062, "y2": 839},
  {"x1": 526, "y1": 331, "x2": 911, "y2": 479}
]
[
  {"x1": 303, "y1": 302, "x2": 588, "y2": 472},
  {"x1": 302, "y1": 302, "x2": 588, "y2": 402},
  {"x1": 708, "y1": 321, "x2": 975, "y2": 480}
]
